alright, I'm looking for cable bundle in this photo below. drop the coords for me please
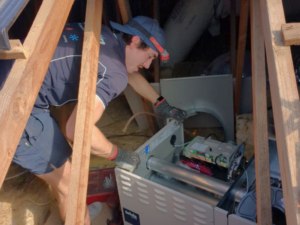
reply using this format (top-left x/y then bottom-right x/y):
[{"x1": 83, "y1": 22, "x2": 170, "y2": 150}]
[{"x1": 179, "y1": 159, "x2": 213, "y2": 176}]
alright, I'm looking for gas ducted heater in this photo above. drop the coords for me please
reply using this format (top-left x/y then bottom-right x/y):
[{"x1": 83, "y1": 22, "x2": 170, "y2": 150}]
[{"x1": 115, "y1": 76, "x2": 284, "y2": 225}]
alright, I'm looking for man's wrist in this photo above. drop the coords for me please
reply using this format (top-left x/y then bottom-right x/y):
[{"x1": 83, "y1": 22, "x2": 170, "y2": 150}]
[
  {"x1": 107, "y1": 145, "x2": 118, "y2": 160},
  {"x1": 154, "y1": 96, "x2": 165, "y2": 108}
]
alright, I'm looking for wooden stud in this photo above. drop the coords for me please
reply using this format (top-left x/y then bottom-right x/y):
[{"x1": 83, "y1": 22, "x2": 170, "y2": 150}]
[
  {"x1": 0, "y1": 39, "x2": 27, "y2": 59},
  {"x1": 153, "y1": 56, "x2": 160, "y2": 83},
  {"x1": 117, "y1": 0, "x2": 132, "y2": 24},
  {"x1": 250, "y1": 0, "x2": 272, "y2": 224},
  {"x1": 33, "y1": 0, "x2": 43, "y2": 15},
  {"x1": 102, "y1": 0, "x2": 109, "y2": 26},
  {"x1": 234, "y1": 0, "x2": 249, "y2": 115},
  {"x1": 260, "y1": 0, "x2": 300, "y2": 224},
  {"x1": 65, "y1": 0, "x2": 103, "y2": 224},
  {"x1": 282, "y1": 23, "x2": 300, "y2": 46},
  {"x1": 142, "y1": 98, "x2": 159, "y2": 133},
  {"x1": 0, "y1": 0, "x2": 74, "y2": 188},
  {"x1": 115, "y1": 0, "x2": 122, "y2": 24},
  {"x1": 230, "y1": 0, "x2": 237, "y2": 76}
]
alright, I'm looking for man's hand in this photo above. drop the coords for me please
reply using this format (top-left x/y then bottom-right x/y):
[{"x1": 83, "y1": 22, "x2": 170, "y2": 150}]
[
  {"x1": 111, "y1": 146, "x2": 140, "y2": 173},
  {"x1": 154, "y1": 96, "x2": 187, "y2": 123}
]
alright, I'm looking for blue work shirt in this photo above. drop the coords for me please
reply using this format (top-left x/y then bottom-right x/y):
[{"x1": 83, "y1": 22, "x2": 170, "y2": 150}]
[{"x1": 0, "y1": 23, "x2": 128, "y2": 113}]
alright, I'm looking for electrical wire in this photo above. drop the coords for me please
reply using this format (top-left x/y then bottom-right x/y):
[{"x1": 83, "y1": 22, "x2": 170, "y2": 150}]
[
  {"x1": 106, "y1": 133, "x2": 151, "y2": 139},
  {"x1": 4, "y1": 171, "x2": 54, "y2": 206},
  {"x1": 205, "y1": 133, "x2": 220, "y2": 141},
  {"x1": 194, "y1": 154, "x2": 208, "y2": 166},
  {"x1": 179, "y1": 159, "x2": 213, "y2": 176},
  {"x1": 173, "y1": 141, "x2": 190, "y2": 147},
  {"x1": 4, "y1": 170, "x2": 28, "y2": 180},
  {"x1": 214, "y1": 154, "x2": 224, "y2": 170},
  {"x1": 237, "y1": 142, "x2": 246, "y2": 154},
  {"x1": 245, "y1": 169, "x2": 249, "y2": 194},
  {"x1": 27, "y1": 177, "x2": 55, "y2": 206},
  {"x1": 122, "y1": 111, "x2": 163, "y2": 134},
  {"x1": 28, "y1": 198, "x2": 54, "y2": 206},
  {"x1": 214, "y1": 154, "x2": 222, "y2": 165}
]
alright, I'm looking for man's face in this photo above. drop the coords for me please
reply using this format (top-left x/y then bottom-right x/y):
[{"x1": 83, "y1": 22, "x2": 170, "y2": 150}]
[{"x1": 125, "y1": 36, "x2": 159, "y2": 74}]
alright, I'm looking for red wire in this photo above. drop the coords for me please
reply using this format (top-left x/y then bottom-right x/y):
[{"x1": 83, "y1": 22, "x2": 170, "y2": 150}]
[
  {"x1": 180, "y1": 159, "x2": 213, "y2": 176},
  {"x1": 194, "y1": 154, "x2": 208, "y2": 166}
]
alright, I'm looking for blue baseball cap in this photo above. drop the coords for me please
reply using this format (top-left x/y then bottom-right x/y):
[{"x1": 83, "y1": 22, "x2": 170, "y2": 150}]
[{"x1": 110, "y1": 16, "x2": 166, "y2": 54}]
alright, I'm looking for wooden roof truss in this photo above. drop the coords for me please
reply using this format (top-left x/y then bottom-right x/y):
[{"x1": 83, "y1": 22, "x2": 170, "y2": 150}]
[{"x1": 0, "y1": 0, "x2": 299, "y2": 224}]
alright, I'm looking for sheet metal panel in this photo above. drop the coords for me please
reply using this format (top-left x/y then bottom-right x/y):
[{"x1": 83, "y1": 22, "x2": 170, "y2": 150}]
[
  {"x1": 160, "y1": 75, "x2": 234, "y2": 141},
  {"x1": 116, "y1": 168, "x2": 214, "y2": 225}
]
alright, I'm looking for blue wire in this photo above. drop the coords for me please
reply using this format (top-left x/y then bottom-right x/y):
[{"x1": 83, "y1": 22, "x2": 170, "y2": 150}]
[
  {"x1": 237, "y1": 142, "x2": 246, "y2": 154},
  {"x1": 239, "y1": 146, "x2": 245, "y2": 153}
]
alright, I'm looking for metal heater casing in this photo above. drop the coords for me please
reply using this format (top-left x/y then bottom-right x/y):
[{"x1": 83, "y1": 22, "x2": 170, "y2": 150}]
[
  {"x1": 115, "y1": 76, "x2": 281, "y2": 225},
  {"x1": 115, "y1": 121, "x2": 215, "y2": 225},
  {"x1": 115, "y1": 122, "x2": 281, "y2": 225}
]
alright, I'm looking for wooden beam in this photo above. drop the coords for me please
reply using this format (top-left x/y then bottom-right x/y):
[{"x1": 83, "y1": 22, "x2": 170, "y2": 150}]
[
  {"x1": 142, "y1": 98, "x2": 159, "y2": 134},
  {"x1": 33, "y1": 0, "x2": 43, "y2": 15},
  {"x1": 250, "y1": 0, "x2": 272, "y2": 224},
  {"x1": 65, "y1": 0, "x2": 102, "y2": 224},
  {"x1": 115, "y1": 0, "x2": 122, "y2": 24},
  {"x1": 230, "y1": 0, "x2": 237, "y2": 76},
  {"x1": 102, "y1": 0, "x2": 109, "y2": 26},
  {"x1": 260, "y1": 0, "x2": 300, "y2": 224},
  {"x1": 153, "y1": 55, "x2": 160, "y2": 83},
  {"x1": 0, "y1": 39, "x2": 27, "y2": 59},
  {"x1": 282, "y1": 23, "x2": 300, "y2": 46},
  {"x1": 117, "y1": 0, "x2": 132, "y2": 23},
  {"x1": 234, "y1": 0, "x2": 249, "y2": 115},
  {"x1": 0, "y1": 0, "x2": 74, "y2": 188}
]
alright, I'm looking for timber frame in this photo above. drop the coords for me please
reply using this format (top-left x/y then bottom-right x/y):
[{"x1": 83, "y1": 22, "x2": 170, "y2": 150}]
[{"x1": 0, "y1": 0, "x2": 299, "y2": 224}]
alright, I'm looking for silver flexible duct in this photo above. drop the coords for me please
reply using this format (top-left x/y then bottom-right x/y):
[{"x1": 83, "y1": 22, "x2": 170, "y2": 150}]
[{"x1": 147, "y1": 157, "x2": 231, "y2": 196}]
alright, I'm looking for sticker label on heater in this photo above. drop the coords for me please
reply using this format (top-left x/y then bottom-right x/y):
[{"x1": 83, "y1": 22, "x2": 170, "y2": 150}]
[
  {"x1": 144, "y1": 145, "x2": 149, "y2": 155},
  {"x1": 191, "y1": 142, "x2": 208, "y2": 151},
  {"x1": 123, "y1": 208, "x2": 140, "y2": 225}
]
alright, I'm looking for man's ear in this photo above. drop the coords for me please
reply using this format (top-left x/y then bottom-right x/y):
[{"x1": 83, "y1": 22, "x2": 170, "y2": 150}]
[{"x1": 130, "y1": 36, "x2": 141, "y2": 49}]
